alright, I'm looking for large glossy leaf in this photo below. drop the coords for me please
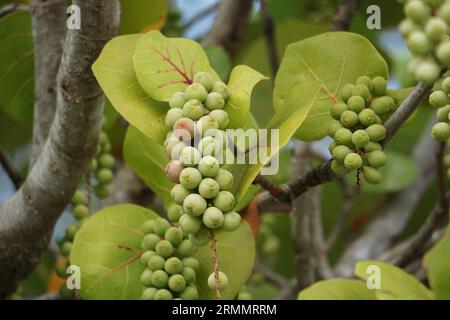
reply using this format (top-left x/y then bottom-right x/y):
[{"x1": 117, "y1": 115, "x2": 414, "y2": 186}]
[
  {"x1": 124, "y1": 125, "x2": 174, "y2": 208},
  {"x1": 298, "y1": 279, "x2": 376, "y2": 300},
  {"x1": 355, "y1": 261, "x2": 434, "y2": 300},
  {"x1": 194, "y1": 222, "x2": 256, "y2": 300},
  {"x1": 0, "y1": 11, "x2": 34, "y2": 124},
  {"x1": 274, "y1": 32, "x2": 388, "y2": 141},
  {"x1": 120, "y1": 0, "x2": 167, "y2": 34},
  {"x1": 133, "y1": 30, "x2": 219, "y2": 101},
  {"x1": 70, "y1": 204, "x2": 158, "y2": 300},
  {"x1": 424, "y1": 229, "x2": 450, "y2": 300},
  {"x1": 92, "y1": 34, "x2": 168, "y2": 145}
]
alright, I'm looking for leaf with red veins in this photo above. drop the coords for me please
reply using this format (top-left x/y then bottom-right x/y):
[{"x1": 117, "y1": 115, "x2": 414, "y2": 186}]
[{"x1": 133, "y1": 30, "x2": 220, "y2": 102}]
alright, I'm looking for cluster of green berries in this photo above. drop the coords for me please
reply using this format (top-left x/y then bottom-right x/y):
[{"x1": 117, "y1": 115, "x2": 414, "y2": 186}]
[
  {"x1": 164, "y1": 72, "x2": 241, "y2": 237},
  {"x1": 236, "y1": 286, "x2": 253, "y2": 300},
  {"x1": 429, "y1": 77, "x2": 450, "y2": 142},
  {"x1": 399, "y1": 0, "x2": 450, "y2": 84},
  {"x1": 92, "y1": 126, "x2": 115, "y2": 199},
  {"x1": 139, "y1": 217, "x2": 200, "y2": 300},
  {"x1": 328, "y1": 76, "x2": 391, "y2": 184}
]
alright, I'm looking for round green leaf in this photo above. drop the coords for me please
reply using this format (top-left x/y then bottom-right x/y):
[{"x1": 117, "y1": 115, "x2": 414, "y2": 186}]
[
  {"x1": 299, "y1": 279, "x2": 376, "y2": 300},
  {"x1": 424, "y1": 229, "x2": 450, "y2": 300},
  {"x1": 70, "y1": 204, "x2": 158, "y2": 300}
]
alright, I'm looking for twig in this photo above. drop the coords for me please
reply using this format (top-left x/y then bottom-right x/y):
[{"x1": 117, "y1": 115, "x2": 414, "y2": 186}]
[
  {"x1": 0, "y1": 3, "x2": 28, "y2": 18},
  {"x1": 34, "y1": 292, "x2": 62, "y2": 300},
  {"x1": 0, "y1": 148, "x2": 22, "y2": 189},
  {"x1": 208, "y1": 230, "x2": 221, "y2": 300},
  {"x1": 183, "y1": 2, "x2": 220, "y2": 30},
  {"x1": 253, "y1": 263, "x2": 290, "y2": 289},
  {"x1": 259, "y1": 0, "x2": 279, "y2": 80},
  {"x1": 332, "y1": 0, "x2": 363, "y2": 31}
]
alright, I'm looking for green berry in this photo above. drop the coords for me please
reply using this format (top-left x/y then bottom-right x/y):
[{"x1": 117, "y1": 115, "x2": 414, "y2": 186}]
[
  {"x1": 442, "y1": 77, "x2": 450, "y2": 94},
  {"x1": 90, "y1": 159, "x2": 98, "y2": 172},
  {"x1": 155, "y1": 240, "x2": 174, "y2": 258},
  {"x1": 327, "y1": 121, "x2": 343, "y2": 138},
  {"x1": 405, "y1": 0, "x2": 430, "y2": 23},
  {"x1": 98, "y1": 154, "x2": 115, "y2": 169},
  {"x1": 95, "y1": 184, "x2": 110, "y2": 198},
  {"x1": 328, "y1": 141, "x2": 337, "y2": 154},
  {"x1": 61, "y1": 241, "x2": 72, "y2": 256},
  {"x1": 352, "y1": 84, "x2": 371, "y2": 101},
  {"x1": 366, "y1": 150, "x2": 387, "y2": 168},
  {"x1": 214, "y1": 169, "x2": 233, "y2": 191},
  {"x1": 168, "y1": 274, "x2": 186, "y2": 292},
  {"x1": 153, "y1": 218, "x2": 171, "y2": 236},
  {"x1": 370, "y1": 96, "x2": 395, "y2": 116},
  {"x1": 142, "y1": 287, "x2": 157, "y2": 300},
  {"x1": 65, "y1": 225, "x2": 78, "y2": 241},
  {"x1": 414, "y1": 60, "x2": 440, "y2": 85},
  {"x1": 340, "y1": 84, "x2": 355, "y2": 102},
  {"x1": 432, "y1": 122, "x2": 450, "y2": 141},
  {"x1": 179, "y1": 285, "x2": 199, "y2": 300},
  {"x1": 237, "y1": 292, "x2": 253, "y2": 300},
  {"x1": 198, "y1": 136, "x2": 220, "y2": 157},
  {"x1": 366, "y1": 124, "x2": 386, "y2": 142},
  {"x1": 340, "y1": 110, "x2": 359, "y2": 128},
  {"x1": 182, "y1": 267, "x2": 197, "y2": 284},
  {"x1": 179, "y1": 146, "x2": 201, "y2": 167},
  {"x1": 193, "y1": 72, "x2": 214, "y2": 91},
  {"x1": 330, "y1": 159, "x2": 349, "y2": 175},
  {"x1": 165, "y1": 160, "x2": 184, "y2": 183},
  {"x1": 359, "y1": 109, "x2": 381, "y2": 126},
  {"x1": 140, "y1": 218, "x2": 154, "y2": 236},
  {"x1": 211, "y1": 81, "x2": 229, "y2": 99},
  {"x1": 334, "y1": 128, "x2": 353, "y2": 146},
  {"x1": 437, "y1": 40, "x2": 450, "y2": 66},
  {"x1": 169, "y1": 92, "x2": 186, "y2": 109},
  {"x1": 364, "y1": 142, "x2": 382, "y2": 153},
  {"x1": 96, "y1": 168, "x2": 114, "y2": 184},
  {"x1": 165, "y1": 227, "x2": 184, "y2": 246},
  {"x1": 208, "y1": 271, "x2": 228, "y2": 290},
  {"x1": 356, "y1": 76, "x2": 373, "y2": 91},
  {"x1": 154, "y1": 288, "x2": 173, "y2": 300},
  {"x1": 444, "y1": 154, "x2": 450, "y2": 167},
  {"x1": 438, "y1": 2, "x2": 450, "y2": 23},
  {"x1": 332, "y1": 145, "x2": 352, "y2": 161},
  {"x1": 213, "y1": 191, "x2": 235, "y2": 212},
  {"x1": 173, "y1": 117, "x2": 195, "y2": 140},
  {"x1": 202, "y1": 207, "x2": 224, "y2": 229},
  {"x1": 363, "y1": 166, "x2": 382, "y2": 184},
  {"x1": 165, "y1": 108, "x2": 184, "y2": 128},
  {"x1": 399, "y1": 19, "x2": 421, "y2": 37},
  {"x1": 344, "y1": 153, "x2": 363, "y2": 170},
  {"x1": 55, "y1": 260, "x2": 68, "y2": 278},
  {"x1": 209, "y1": 110, "x2": 229, "y2": 129},
  {"x1": 140, "y1": 250, "x2": 156, "y2": 266},
  {"x1": 352, "y1": 130, "x2": 370, "y2": 148},
  {"x1": 429, "y1": 90, "x2": 449, "y2": 108},
  {"x1": 73, "y1": 204, "x2": 89, "y2": 220},
  {"x1": 197, "y1": 116, "x2": 220, "y2": 138},
  {"x1": 222, "y1": 211, "x2": 241, "y2": 232},
  {"x1": 140, "y1": 269, "x2": 153, "y2": 286},
  {"x1": 151, "y1": 270, "x2": 169, "y2": 289},
  {"x1": 185, "y1": 83, "x2": 207, "y2": 102},
  {"x1": 437, "y1": 105, "x2": 450, "y2": 122},
  {"x1": 142, "y1": 234, "x2": 160, "y2": 251},
  {"x1": 147, "y1": 255, "x2": 165, "y2": 271},
  {"x1": 183, "y1": 193, "x2": 207, "y2": 216},
  {"x1": 425, "y1": 17, "x2": 447, "y2": 42},
  {"x1": 177, "y1": 239, "x2": 195, "y2": 257},
  {"x1": 179, "y1": 167, "x2": 202, "y2": 190},
  {"x1": 199, "y1": 178, "x2": 220, "y2": 199},
  {"x1": 164, "y1": 257, "x2": 183, "y2": 275},
  {"x1": 330, "y1": 103, "x2": 348, "y2": 120},
  {"x1": 71, "y1": 190, "x2": 86, "y2": 206},
  {"x1": 167, "y1": 204, "x2": 183, "y2": 223},
  {"x1": 165, "y1": 139, "x2": 182, "y2": 159},
  {"x1": 205, "y1": 92, "x2": 225, "y2": 110},
  {"x1": 189, "y1": 227, "x2": 210, "y2": 246},
  {"x1": 372, "y1": 76, "x2": 387, "y2": 96},
  {"x1": 181, "y1": 257, "x2": 200, "y2": 271},
  {"x1": 179, "y1": 214, "x2": 202, "y2": 234},
  {"x1": 198, "y1": 155, "x2": 220, "y2": 177},
  {"x1": 347, "y1": 96, "x2": 365, "y2": 113},
  {"x1": 407, "y1": 31, "x2": 432, "y2": 55},
  {"x1": 171, "y1": 184, "x2": 190, "y2": 205},
  {"x1": 183, "y1": 99, "x2": 205, "y2": 120}
]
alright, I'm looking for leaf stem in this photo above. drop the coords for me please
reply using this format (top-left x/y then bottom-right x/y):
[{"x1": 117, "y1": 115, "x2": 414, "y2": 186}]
[{"x1": 208, "y1": 230, "x2": 221, "y2": 300}]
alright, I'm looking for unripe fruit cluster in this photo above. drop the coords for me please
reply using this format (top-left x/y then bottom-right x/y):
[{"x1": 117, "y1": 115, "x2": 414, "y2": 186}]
[
  {"x1": 139, "y1": 217, "x2": 201, "y2": 300},
  {"x1": 164, "y1": 72, "x2": 241, "y2": 237},
  {"x1": 328, "y1": 76, "x2": 391, "y2": 185},
  {"x1": 429, "y1": 76, "x2": 450, "y2": 142},
  {"x1": 92, "y1": 124, "x2": 115, "y2": 199},
  {"x1": 399, "y1": 0, "x2": 450, "y2": 85}
]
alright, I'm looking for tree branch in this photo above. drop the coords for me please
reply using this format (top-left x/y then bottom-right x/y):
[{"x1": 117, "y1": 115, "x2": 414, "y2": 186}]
[
  {"x1": 253, "y1": 263, "x2": 290, "y2": 289},
  {"x1": 332, "y1": 0, "x2": 363, "y2": 31},
  {"x1": 259, "y1": 0, "x2": 279, "y2": 80},
  {"x1": 183, "y1": 2, "x2": 220, "y2": 30},
  {"x1": 0, "y1": 0, "x2": 120, "y2": 298},
  {"x1": 202, "y1": 0, "x2": 254, "y2": 57},
  {"x1": 0, "y1": 3, "x2": 28, "y2": 18},
  {"x1": 29, "y1": 0, "x2": 67, "y2": 166},
  {"x1": 0, "y1": 148, "x2": 22, "y2": 189}
]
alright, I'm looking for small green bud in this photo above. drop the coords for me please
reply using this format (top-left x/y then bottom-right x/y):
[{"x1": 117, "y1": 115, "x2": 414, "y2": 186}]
[
  {"x1": 429, "y1": 90, "x2": 449, "y2": 108},
  {"x1": 182, "y1": 257, "x2": 200, "y2": 271},
  {"x1": 183, "y1": 193, "x2": 207, "y2": 216},
  {"x1": 98, "y1": 154, "x2": 115, "y2": 169},
  {"x1": 169, "y1": 91, "x2": 186, "y2": 109},
  {"x1": 170, "y1": 184, "x2": 191, "y2": 205},
  {"x1": 330, "y1": 103, "x2": 348, "y2": 120},
  {"x1": 65, "y1": 225, "x2": 78, "y2": 241},
  {"x1": 344, "y1": 153, "x2": 363, "y2": 170},
  {"x1": 347, "y1": 96, "x2": 365, "y2": 113},
  {"x1": 189, "y1": 227, "x2": 210, "y2": 246},
  {"x1": 179, "y1": 214, "x2": 202, "y2": 234},
  {"x1": 372, "y1": 76, "x2": 388, "y2": 96},
  {"x1": 182, "y1": 266, "x2": 197, "y2": 284},
  {"x1": 209, "y1": 110, "x2": 229, "y2": 129},
  {"x1": 185, "y1": 83, "x2": 207, "y2": 102},
  {"x1": 164, "y1": 257, "x2": 183, "y2": 275},
  {"x1": 441, "y1": 77, "x2": 450, "y2": 94},
  {"x1": 168, "y1": 274, "x2": 186, "y2": 292},
  {"x1": 438, "y1": 2, "x2": 450, "y2": 23},
  {"x1": 356, "y1": 76, "x2": 373, "y2": 91},
  {"x1": 155, "y1": 240, "x2": 174, "y2": 258},
  {"x1": 366, "y1": 150, "x2": 387, "y2": 168},
  {"x1": 437, "y1": 105, "x2": 450, "y2": 122},
  {"x1": 207, "y1": 271, "x2": 228, "y2": 290},
  {"x1": 165, "y1": 108, "x2": 184, "y2": 128},
  {"x1": 414, "y1": 60, "x2": 441, "y2": 85},
  {"x1": 73, "y1": 204, "x2": 89, "y2": 220},
  {"x1": 399, "y1": 19, "x2": 421, "y2": 37},
  {"x1": 330, "y1": 159, "x2": 349, "y2": 175},
  {"x1": 222, "y1": 211, "x2": 241, "y2": 232},
  {"x1": 193, "y1": 72, "x2": 214, "y2": 92},
  {"x1": 179, "y1": 146, "x2": 201, "y2": 167},
  {"x1": 370, "y1": 96, "x2": 395, "y2": 116},
  {"x1": 363, "y1": 166, "x2": 382, "y2": 184},
  {"x1": 437, "y1": 40, "x2": 450, "y2": 66},
  {"x1": 214, "y1": 168, "x2": 233, "y2": 191},
  {"x1": 177, "y1": 239, "x2": 195, "y2": 257},
  {"x1": 198, "y1": 155, "x2": 220, "y2": 177},
  {"x1": 153, "y1": 218, "x2": 171, "y2": 236},
  {"x1": 340, "y1": 84, "x2": 355, "y2": 102},
  {"x1": 90, "y1": 159, "x2": 98, "y2": 172},
  {"x1": 183, "y1": 99, "x2": 206, "y2": 120},
  {"x1": 140, "y1": 269, "x2": 153, "y2": 286},
  {"x1": 365, "y1": 124, "x2": 386, "y2": 142},
  {"x1": 199, "y1": 178, "x2": 220, "y2": 199},
  {"x1": 352, "y1": 130, "x2": 370, "y2": 148},
  {"x1": 141, "y1": 220, "x2": 154, "y2": 234},
  {"x1": 334, "y1": 128, "x2": 353, "y2": 146},
  {"x1": 213, "y1": 191, "x2": 235, "y2": 212},
  {"x1": 142, "y1": 287, "x2": 157, "y2": 300},
  {"x1": 61, "y1": 242, "x2": 72, "y2": 256},
  {"x1": 71, "y1": 190, "x2": 86, "y2": 206},
  {"x1": 167, "y1": 204, "x2": 183, "y2": 223},
  {"x1": 96, "y1": 168, "x2": 113, "y2": 184},
  {"x1": 432, "y1": 122, "x2": 450, "y2": 141},
  {"x1": 351, "y1": 84, "x2": 371, "y2": 101},
  {"x1": 359, "y1": 108, "x2": 381, "y2": 126},
  {"x1": 151, "y1": 270, "x2": 169, "y2": 288},
  {"x1": 211, "y1": 81, "x2": 229, "y2": 99},
  {"x1": 197, "y1": 115, "x2": 219, "y2": 136},
  {"x1": 179, "y1": 167, "x2": 202, "y2": 190},
  {"x1": 327, "y1": 121, "x2": 343, "y2": 138},
  {"x1": 340, "y1": 110, "x2": 359, "y2": 128},
  {"x1": 205, "y1": 92, "x2": 225, "y2": 110},
  {"x1": 202, "y1": 207, "x2": 224, "y2": 229},
  {"x1": 142, "y1": 233, "x2": 160, "y2": 251},
  {"x1": 425, "y1": 17, "x2": 448, "y2": 42},
  {"x1": 94, "y1": 184, "x2": 110, "y2": 199},
  {"x1": 154, "y1": 288, "x2": 173, "y2": 300},
  {"x1": 179, "y1": 286, "x2": 199, "y2": 300},
  {"x1": 165, "y1": 227, "x2": 184, "y2": 246},
  {"x1": 364, "y1": 142, "x2": 382, "y2": 153},
  {"x1": 404, "y1": 0, "x2": 430, "y2": 23},
  {"x1": 332, "y1": 145, "x2": 352, "y2": 162},
  {"x1": 407, "y1": 31, "x2": 432, "y2": 55},
  {"x1": 140, "y1": 250, "x2": 155, "y2": 266},
  {"x1": 198, "y1": 136, "x2": 221, "y2": 157}
]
